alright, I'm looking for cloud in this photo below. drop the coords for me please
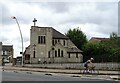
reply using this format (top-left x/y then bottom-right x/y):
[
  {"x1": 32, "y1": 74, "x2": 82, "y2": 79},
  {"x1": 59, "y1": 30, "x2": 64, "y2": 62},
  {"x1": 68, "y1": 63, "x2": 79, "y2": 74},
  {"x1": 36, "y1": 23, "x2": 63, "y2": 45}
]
[{"x1": 0, "y1": 0, "x2": 118, "y2": 57}]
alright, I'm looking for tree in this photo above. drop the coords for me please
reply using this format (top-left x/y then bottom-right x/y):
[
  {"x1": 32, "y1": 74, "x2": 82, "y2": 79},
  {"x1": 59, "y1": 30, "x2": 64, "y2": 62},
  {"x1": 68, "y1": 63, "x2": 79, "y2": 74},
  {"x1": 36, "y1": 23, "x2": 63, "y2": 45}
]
[
  {"x1": 82, "y1": 42, "x2": 115, "y2": 62},
  {"x1": 65, "y1": 27, "x2": 88, "y2": 50},
  {"x1": 110, "y1": 32, "x2": 120, "y2": 47}
]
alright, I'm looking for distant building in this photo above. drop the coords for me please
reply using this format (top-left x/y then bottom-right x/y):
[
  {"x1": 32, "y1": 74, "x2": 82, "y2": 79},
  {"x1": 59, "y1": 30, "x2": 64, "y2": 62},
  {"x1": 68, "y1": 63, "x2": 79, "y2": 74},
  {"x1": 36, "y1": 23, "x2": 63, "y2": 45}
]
[
  {"x1": 89, "y1": 37, "x2": 110, "y2": 43},
  {"x1": 24, "y1": 45, "x2": 30, "y2": 64},
  {"x1": 0, "y1": 42, "x2": 2, "y2": 65},
  {"x1": 24, "y1": 25, "x2": 83, "y2": 64},
  {"x1": 2, "y1": 45, "x2": 14, "y2": 63},
  {"x1": 16, "y1": 56, "x2": 22, "y2": 64}
]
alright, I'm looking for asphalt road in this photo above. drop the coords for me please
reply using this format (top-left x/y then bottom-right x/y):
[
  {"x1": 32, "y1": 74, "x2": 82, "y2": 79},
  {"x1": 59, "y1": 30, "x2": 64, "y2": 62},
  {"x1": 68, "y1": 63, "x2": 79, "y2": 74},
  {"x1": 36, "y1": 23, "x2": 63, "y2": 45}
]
[{"x1": 2, "y1": 70, "x2": 115, "y2": 81}]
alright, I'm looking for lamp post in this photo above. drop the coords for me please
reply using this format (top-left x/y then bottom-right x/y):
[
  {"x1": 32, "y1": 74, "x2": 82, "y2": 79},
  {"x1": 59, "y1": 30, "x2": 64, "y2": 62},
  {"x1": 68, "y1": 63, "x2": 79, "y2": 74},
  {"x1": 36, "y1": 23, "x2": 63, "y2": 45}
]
[{"x1": 12, "y1": 16, "x2": 24, "y2": 66}]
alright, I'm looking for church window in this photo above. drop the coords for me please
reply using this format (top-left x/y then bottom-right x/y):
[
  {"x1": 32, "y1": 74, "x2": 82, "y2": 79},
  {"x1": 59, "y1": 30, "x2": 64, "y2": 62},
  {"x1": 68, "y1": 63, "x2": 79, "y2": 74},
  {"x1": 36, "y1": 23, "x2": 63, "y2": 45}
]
[
  {"x1": 76, "y1": 53, "x2": 78, "y2": 58},
  {"x1": 55, "y1": 50, "x2": 57, "y2": 57},
  {"x1": 58, "y1": 40, "x2": 60, "y2": 43},
  {"x1": 55, "y1": 40, "x2": 57, "y2": 44},
  {"x1": 43, "y1": 36, "x2": 45, "y2": 44},
  {"x1": 63, "y1": 40, "x2": 65, "y2": 46},
  {"x1": 61, "y1": 50, "x2": 63, "y2": 57},
  {"x1": 38, "y1": 36, "x2": 46, "y2": 44},
  {"x1": 33, "y1": 51, "x2": 35, "y2": 58},
  {"x1": 52, "y1": 40, "x2": 54, "y2": 46},
  {"x1": 48, "y1": 51, "x2": 50, "y2": 58},
  {"x1": 58, "y1": 49, "x2": 60, "y2": 57},
  {"x1": 68, "y1": 53, "x2": 70, "y2": 58}
]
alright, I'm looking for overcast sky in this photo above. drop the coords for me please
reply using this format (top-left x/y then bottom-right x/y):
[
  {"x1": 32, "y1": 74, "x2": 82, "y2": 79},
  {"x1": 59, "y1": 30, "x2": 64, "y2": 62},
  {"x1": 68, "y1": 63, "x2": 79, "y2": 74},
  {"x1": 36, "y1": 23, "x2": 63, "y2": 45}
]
[{"x1": 0, "y1": 0, "x2": 119, "y2": 57}]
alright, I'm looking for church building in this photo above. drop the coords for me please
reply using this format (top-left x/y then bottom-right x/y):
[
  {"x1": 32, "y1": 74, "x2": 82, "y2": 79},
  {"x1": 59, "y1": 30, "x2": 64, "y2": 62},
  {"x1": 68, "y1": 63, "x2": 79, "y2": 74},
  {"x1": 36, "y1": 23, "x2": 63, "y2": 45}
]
[{"x1": 24, "y1": 19, "x2": 83, "y2": 64}]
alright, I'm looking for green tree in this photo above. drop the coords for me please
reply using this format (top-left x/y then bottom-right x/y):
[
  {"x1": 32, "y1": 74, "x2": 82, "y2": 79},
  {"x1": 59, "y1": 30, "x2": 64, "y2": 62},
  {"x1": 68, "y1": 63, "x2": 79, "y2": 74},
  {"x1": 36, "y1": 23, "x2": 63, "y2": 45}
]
[
  {"x1": 110, "y1": 32, "x2": 120, "y2": 47},
  {"x1": 109, "y1": 32, "x2": 120, "y2": 62},
  {"x1": 109, "y1": 48, "x2": 120, "y2": 62},
  {"x1": 65, "y1": 27, "x2": 88, "y2": 50},
  {"x1": 82, "y1": 42, "x2": 119, "y2": 62}
]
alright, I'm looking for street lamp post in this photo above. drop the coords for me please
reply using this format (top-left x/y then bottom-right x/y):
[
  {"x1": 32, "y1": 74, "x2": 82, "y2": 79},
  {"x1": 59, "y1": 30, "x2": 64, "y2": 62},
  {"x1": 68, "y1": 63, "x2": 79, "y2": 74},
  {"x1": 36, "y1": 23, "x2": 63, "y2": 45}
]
[{"x1": 12, "y1": 16, "x2": 24, "y2": 66}]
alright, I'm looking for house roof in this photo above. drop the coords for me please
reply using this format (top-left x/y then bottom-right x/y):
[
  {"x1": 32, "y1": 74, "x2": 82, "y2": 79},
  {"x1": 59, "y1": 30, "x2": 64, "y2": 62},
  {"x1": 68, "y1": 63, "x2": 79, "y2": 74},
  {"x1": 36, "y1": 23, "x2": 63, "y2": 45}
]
[
  {"x1": 2, "y1": 45, "x2": 13, "y2": 51},
  {"x1": 89, "y1": 37, "x2": 110, "y2": 42},
  {"x1": 67, "y1": 47, "x2": 82, "y2": 53}
]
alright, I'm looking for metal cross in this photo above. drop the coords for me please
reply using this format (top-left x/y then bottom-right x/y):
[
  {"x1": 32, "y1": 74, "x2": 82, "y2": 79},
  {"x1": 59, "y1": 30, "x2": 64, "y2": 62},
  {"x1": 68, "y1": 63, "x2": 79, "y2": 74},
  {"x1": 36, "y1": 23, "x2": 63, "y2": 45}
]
[{"x1": 33, "y1": 18, "x2": 37, "y2": 26}]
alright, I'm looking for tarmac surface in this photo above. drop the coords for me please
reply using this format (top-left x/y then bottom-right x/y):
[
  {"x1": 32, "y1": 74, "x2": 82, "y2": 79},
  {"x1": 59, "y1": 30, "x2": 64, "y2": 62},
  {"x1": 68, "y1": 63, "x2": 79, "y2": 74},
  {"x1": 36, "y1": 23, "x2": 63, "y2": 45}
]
[{"x1": 0, "y1": 63, "x2": 120, "y2": 81}]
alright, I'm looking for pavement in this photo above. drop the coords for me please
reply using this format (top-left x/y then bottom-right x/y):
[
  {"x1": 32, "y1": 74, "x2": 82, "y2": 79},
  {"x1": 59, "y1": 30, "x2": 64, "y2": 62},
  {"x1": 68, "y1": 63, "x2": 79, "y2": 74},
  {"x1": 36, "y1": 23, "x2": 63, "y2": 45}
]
[{"x1": 1, "y1": 65, "x2": 120, "y2": 81}]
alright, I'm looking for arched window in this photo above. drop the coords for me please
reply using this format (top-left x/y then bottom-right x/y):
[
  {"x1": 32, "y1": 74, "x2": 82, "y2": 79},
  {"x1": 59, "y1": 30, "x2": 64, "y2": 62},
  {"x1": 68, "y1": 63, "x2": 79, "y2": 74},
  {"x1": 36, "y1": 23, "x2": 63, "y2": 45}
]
[
  {"x1": 48, "y1": 51, "x2": 50, "y2": 58},
  {"x1": 61, "y1": 50, "x2": 63, "y2": 57},
  {"x1": 55, "y1": 50, "x2": 57, "y2": 57},
  {"x1": 58, "y1": 49, "x2": 60, "y2": 57}
]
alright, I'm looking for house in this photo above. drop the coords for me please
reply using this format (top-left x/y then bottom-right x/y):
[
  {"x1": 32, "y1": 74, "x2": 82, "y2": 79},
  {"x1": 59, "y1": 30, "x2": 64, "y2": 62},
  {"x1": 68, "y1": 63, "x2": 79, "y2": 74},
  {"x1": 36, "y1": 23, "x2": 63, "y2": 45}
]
[
  {"x1": 89, "y1": 37, "x2": 110, "y2": 43},
  {"x1": 2, "y1": 45, "x2": 14, "y2": 63},
  {"x1": 0, "y1": 42, "x2": 2, "y2": 65},
  {"x1": 24, "y1": 25, "x2": 83, "y2": 64}
]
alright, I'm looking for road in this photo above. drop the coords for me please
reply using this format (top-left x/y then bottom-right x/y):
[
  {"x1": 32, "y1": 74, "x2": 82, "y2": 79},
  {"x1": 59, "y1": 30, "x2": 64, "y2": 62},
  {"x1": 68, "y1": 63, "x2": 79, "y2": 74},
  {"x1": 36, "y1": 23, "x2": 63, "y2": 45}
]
[{"x1": 2, "y1": 70, "x2": 116, "y2": 81}]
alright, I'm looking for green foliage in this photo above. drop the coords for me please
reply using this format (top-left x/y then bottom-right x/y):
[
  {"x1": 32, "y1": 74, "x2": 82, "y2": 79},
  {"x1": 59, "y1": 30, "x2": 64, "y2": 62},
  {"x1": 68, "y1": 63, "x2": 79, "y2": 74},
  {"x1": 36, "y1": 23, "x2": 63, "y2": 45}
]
[
  {"x1": 65, "y1": 28, "x2": 88, "y2": 50},
  {"x1": 65, "y1": 29, "x2": 120, "y2": 62},
  {"x1": 82, "y1": 32, "x2": 120, "y2": 62},
  {"x1": 82, "y1": 42, "x2": 120, "y2": 62},
  {"x1": 110, "y1": 32, "x2": 120, "y2": 47}
]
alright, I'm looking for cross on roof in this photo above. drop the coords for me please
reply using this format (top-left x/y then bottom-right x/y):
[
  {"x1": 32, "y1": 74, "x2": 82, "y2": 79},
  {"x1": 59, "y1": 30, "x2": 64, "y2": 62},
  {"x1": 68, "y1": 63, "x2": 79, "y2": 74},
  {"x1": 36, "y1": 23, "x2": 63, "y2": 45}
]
[{"x1": 33, "y1": 18, "x2": 37, "y2": 26}]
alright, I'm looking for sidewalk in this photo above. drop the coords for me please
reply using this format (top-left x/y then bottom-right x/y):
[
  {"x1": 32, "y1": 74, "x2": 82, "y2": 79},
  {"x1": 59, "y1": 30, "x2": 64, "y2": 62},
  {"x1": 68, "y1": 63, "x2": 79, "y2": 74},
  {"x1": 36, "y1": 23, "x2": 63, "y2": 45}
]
[{"x1": 2, "y1": 65, "x2": 120, "y2": 75}]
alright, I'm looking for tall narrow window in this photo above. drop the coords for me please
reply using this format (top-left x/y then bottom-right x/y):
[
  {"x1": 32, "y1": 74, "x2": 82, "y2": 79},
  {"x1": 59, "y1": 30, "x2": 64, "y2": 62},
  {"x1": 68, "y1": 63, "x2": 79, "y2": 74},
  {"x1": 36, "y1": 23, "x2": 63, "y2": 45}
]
[
  {"x1": 58, "y1": 40, "x2": 60, "y2": 43},
  {"x1": 41, "y1": 36, "x2": 43, "y2": 44},
  {"x1": 68, "y1": 53, "x2": 70, "y2": 58},
  {"x1": 63, "y1": 40, "x2": 65, "y2": 46},
  {"x1": 52, "y1": 40, "x2": 55, "y2": 46},
  {"x1": 76, "y1": 53, "x2": 78, "y2": 58},
  {"x1": 38, "y1": 36, "x2": 40, "y2": 44},
  {"x1": 58, "y1": 49, "x2": 60, "y2": 57},
  {"x1": 48, "y1": 51, "x2": 50, "y2": 58},
  {"x1": 33, "y1": 51, "x2": 35, "y2": 58},
  {"x1": 55, "y1": 40, "x2": 57, "y2": 44},
  {"x1": 38, "y1": 36, "x2": 46, "y2": 44},
  {"x1": 61, "y1": 50, "x2": 63, "y2": 57},
  {"x1": 55, "y1": 50, "x2": 57, "y2": 57},
  {"x1": 43, "y1": 36, "x2": 45, "y2": 44}
]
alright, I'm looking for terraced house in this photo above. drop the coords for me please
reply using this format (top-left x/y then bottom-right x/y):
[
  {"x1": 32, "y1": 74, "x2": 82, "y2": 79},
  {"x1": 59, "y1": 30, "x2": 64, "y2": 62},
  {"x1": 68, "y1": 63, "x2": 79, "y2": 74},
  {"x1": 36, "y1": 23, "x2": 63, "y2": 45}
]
[
  {"x1": 0, "y1": 42, "x2": 2, "y2": 65},
  {"x1": 0, "y1": 42, "x2": 14, "y2": 65},
  {"x1": 24, "y1": 25, "x2": 83, "y2": 64}
]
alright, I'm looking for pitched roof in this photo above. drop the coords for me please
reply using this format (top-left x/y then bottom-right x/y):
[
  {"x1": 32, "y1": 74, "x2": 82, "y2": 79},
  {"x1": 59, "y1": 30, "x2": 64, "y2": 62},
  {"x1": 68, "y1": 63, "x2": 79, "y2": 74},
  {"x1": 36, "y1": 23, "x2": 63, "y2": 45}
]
[
  {"x1": 52, "y1": 28, "x2": 69, "y2": 39},
  {"x1": 89, "y1": 37, "x2": 110, "y2": 42},
  {"x1": 67, "y1": 47, "x2": 82, "y2": 53}
]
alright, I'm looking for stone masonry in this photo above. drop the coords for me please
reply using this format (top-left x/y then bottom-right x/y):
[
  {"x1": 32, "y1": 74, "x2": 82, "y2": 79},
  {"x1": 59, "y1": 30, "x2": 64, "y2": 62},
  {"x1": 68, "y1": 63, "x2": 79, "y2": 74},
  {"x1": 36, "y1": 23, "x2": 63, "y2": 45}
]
[{"x1": 24, "y1": 26, "x2": 83, "y2": 64}]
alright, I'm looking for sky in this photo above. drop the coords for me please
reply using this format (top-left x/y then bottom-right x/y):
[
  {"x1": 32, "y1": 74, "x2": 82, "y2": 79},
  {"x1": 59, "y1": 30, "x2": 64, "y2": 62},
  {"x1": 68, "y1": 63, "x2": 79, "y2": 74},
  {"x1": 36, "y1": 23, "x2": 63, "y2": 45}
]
[{"x1": 0, "y1": 0, "x2": 119, "y2": 57}]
